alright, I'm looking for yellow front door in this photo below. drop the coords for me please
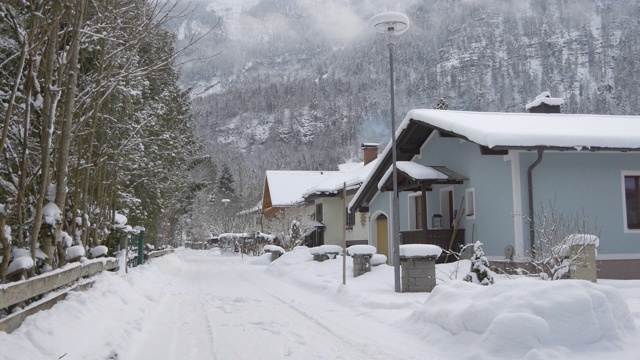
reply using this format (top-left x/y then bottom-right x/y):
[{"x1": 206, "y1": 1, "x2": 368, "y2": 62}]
[{"x1": 376, "y1": 215, "x2": 389, "y2": 263}]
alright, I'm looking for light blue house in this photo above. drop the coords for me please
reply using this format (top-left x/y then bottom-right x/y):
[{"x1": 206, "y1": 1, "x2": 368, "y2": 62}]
[{"x1": 350, "y1": 97, "x2": 640, "y2": 279}]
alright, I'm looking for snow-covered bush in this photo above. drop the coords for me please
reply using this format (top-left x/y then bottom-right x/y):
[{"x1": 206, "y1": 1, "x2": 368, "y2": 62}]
[
  {"x1": 464, "y1": 241, "x2": 494, "y2": 286},
  {"x1": 529, "y1": 200, "x2": 600, "y2": 280}
]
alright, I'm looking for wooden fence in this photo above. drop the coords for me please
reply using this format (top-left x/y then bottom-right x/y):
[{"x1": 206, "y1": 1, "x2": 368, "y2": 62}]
[{"x1": 0, "y1": 248, "x2": 173, "y2": 333}]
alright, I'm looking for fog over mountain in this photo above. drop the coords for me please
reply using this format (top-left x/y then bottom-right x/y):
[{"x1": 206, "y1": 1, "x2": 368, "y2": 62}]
[{"x1": 167, "y1": 0, "x2": 640, "y2": 203}]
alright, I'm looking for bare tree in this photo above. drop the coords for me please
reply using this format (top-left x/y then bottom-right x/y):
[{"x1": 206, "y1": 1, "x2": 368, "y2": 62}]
[{"x1": 529, "y1": 199, "x2": 600, "y2": 280}]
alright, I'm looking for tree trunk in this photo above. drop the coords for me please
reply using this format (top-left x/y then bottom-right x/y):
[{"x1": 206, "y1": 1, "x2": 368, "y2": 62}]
[
  {"x1": 54, "y1": 0, "x2": 87, "y2": 265},
  {"x1": 0, "y1": 213, "x2": 10, "y2": 284},
  {"x1": 30, "y1": 3, "x2": 63, "y2": 268}
]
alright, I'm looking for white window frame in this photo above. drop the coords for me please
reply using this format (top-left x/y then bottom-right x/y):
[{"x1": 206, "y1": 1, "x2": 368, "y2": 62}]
[
  {"x1": 621, "y1": 170, "x2": 640, "y2": 233},
  {"x1": 466, "y1": 187, "x2": 476, "y2": 219}
]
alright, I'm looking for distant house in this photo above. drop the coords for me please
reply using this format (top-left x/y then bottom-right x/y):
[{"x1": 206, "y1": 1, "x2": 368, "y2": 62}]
[
  {"x1": 350, "y1": 94, "x2": 640, "y2": 279},
  {"x1": 302, "y1": 144, "x2": 380, "y2": 249},
  {"x1": 260, "y1": 144, "x2": 379, "y2": 249}
]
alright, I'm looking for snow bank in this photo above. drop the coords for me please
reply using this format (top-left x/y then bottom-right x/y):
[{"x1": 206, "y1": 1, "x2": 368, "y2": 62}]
[
  {"x1": 399, "y1": 244, "x2": 442, "y2": 258},
  {"x1": 407, "y1": 278, "x2": 634, "y2": 358}
]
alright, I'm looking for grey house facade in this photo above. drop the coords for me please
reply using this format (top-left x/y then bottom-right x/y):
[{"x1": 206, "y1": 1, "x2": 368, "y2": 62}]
[{"x1": 350, "y1": 103, "x2": 640, "y2": 279}]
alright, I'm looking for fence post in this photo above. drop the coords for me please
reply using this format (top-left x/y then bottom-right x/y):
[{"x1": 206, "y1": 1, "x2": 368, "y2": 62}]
[{"x1": 137, "y1": 230, "x2": 145, "y2": 265}]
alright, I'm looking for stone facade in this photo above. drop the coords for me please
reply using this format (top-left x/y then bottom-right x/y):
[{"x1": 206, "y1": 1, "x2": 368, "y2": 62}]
[{"x1": 400, "y1": 256, "x2": 437, "y2": 292}]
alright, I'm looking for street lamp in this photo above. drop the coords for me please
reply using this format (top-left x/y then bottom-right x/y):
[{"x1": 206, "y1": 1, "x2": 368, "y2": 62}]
[{"x1": 370, "y1": 12, "x2": 410, "y2": 293}]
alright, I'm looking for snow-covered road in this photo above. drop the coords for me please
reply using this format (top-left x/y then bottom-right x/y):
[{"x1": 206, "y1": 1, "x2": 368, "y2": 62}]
[
  {"x1": 3, "y1": 248, "x2": 639, "y2": 360},
  {"x1": 130, "y1": 250, "x2": 431, "y2": 360}
]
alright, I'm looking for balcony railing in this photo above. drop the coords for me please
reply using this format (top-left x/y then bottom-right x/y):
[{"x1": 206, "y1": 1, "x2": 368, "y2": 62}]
[{"x1": 400, "y1": 229, "x2": 465, "y2": 263}]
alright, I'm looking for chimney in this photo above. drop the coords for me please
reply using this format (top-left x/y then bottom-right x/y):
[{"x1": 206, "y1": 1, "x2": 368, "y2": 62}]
[
  {"x1": 362, "y1": 143, "x2": 379, "y2": 165},
  {"x1": 525, "y1": 91, "x2": 564, "y2": 113}
]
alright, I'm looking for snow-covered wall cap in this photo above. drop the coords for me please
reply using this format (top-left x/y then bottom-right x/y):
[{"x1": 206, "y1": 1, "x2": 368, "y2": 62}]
[
  {"x1": 347, "y1": 244, "x2": 376, "y2": 256},
  {"x1": 361, "y1": 143, "x2": 380, "y2": 148},
  {"x1": 264, "y1": 244, "x2": 285, "y2": 254},
  {"x1": 564, "y1": 234, "x2": 599, "y2": 247},
  {"x1": 309, "y1": 244, "x2": 343, "y2": 255},
  {"x1": 399, "y1": 244, "x2": 442, "y2": 258},
  {"x1": 525, "y1": 91, "x2": 564, "y2": 110}
]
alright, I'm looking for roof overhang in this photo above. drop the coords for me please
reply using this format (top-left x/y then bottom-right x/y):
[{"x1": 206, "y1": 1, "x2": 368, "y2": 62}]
[{"x1": 378, "y1": 164, "x2": 468, "y2": 192}]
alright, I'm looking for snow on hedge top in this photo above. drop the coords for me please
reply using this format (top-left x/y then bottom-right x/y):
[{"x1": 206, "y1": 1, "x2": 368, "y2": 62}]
[
  {"x1": 66, "y1": 245, "x2": 86, "y2": 261},
  {"x1": 399, "y1": 244, "x2": 442, "y2": 258},
  {"x1": 263, "y1": 244, "x2": 285, "y2": 254},
  {"x1": 7, "y1": 256, "x2": 34, "y2": 274},
  {"x1": 265, "y1": 171, "x2": 340, "y2": 207},
  {"x1": 378, "y1": 162, "x2": 447, "y2": 190},
  {"x1": 114, "y1": 212, "x2": 128, "y2": 227},
  {"x1": 42, "y1": 202, "x2": 62, "y2": 225},
  {"x1": 405, "y1": 108, "x2": 640, "y2": 150},
  {"x1": 525, "y1": 91, "x2": 565, "y2": 110},
  {"x1": 90, "y1": 245, "x2": 109, "y2": 258},
  {"x1": 309, "y1": 244, "x2": 343, "y2": 255},
  {"x1": 347, "y1": 244, "x2": 376, "y2": 256}
]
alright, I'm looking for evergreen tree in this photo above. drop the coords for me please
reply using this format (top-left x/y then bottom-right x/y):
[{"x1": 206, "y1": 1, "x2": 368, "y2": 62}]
[
  {"x1": 464, "y1": 241, "x2": 495, "y2": 285},
  {"x1": 218, "y1": 164, "x2": 236, "y2": 195},
  {"x1": 434, "y1": 98, "x2": 449, "y2": 110}
]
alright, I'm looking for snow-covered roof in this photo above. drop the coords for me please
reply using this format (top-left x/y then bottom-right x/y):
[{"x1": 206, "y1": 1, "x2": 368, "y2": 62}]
[
  {"x1": 349, "y1": 108, "x2": 640, "y2": 212},
  {"x1": 265, "y1": 171, "x2": 340, "y2": 207},
  {"x1": 378, "y1": 162, "x2": 448, "y2": 190},
  {"x1": 525, "y1": 91, "x2": 565, "y2": 110},
  {"x1": 405, "y1": 109, "x2": 640, "y2": 150},
  {"x1": 303, "y1": 157, "x2": 379, "y2": 198}
]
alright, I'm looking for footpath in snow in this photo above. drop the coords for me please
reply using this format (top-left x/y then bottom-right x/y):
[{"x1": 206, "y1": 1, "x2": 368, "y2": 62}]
[{"x1": 0, "y1": 247, "x2": 639, "y2": 360}]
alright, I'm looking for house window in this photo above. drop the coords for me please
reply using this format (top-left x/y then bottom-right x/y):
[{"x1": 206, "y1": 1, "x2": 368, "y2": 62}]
[
  {"x1": 466, "y1": 188, "x2": 476, "y2": 218},
  {"x1": 316, "y1": 203, "x2": 323, "y2": 222},
  {"x1": 625, "y1": 176, "x2": 640, "y2": 229},
  {"x1": 345, "y1": 207, "x2": 355, "y2": 228}
]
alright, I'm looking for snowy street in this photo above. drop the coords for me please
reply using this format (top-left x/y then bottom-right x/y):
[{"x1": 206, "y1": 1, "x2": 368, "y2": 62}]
[
  {"x1": 2, "y1": 248, "x2": 640, "y2": 360},
  {"x1": 128, "y1": 251, "x2": 430, "y2": 360}
]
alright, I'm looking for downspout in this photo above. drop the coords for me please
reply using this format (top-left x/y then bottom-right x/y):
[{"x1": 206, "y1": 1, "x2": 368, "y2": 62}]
[{"x1": 527, "y1": 149, "x2": 544, "y2": 257}]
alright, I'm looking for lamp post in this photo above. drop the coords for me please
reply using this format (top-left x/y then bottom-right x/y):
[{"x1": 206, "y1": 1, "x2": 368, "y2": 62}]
[{"x1": 371, "y1": 12, "x2": 410, "y2": 293}]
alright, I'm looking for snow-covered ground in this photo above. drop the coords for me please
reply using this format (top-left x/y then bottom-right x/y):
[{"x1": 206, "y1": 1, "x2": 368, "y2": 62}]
[{"x1": 1, "y1": 247, "x2": 639, "y2": 360}]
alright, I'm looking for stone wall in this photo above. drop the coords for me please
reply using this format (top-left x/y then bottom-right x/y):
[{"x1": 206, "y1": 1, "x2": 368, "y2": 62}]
[{"x1": 400, "y1": 257, "x2": 436, "y2": 292}]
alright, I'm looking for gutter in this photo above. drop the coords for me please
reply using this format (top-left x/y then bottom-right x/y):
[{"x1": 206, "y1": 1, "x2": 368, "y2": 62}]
[{"x1": 527, "y1": 149, "x2": 544, "y2": 256}]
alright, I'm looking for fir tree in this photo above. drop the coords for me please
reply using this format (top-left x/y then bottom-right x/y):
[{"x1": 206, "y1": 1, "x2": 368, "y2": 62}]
[
  {"x1": 464, "y1": 241, "x2": 495, "y2": 285},
  {"x1": 218, "y1": 164, "x2": 236, "y2": 195},
  {"x1": 434, "y1": 98, "x2": 449, "y2": 110}
]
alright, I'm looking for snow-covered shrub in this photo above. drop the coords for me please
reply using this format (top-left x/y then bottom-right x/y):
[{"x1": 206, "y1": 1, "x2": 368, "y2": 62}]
[
  {"x1": 529, "y1": 200, "x2": 600, "y2": 280},
  {"x1": 464, "y1": 241, "x2": 494, "y2": 285}
]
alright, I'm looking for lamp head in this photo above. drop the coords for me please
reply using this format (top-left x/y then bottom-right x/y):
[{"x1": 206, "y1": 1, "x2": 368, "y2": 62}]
[{"x1": 370, "y1": 12, "x2": 410, "y2": 36}]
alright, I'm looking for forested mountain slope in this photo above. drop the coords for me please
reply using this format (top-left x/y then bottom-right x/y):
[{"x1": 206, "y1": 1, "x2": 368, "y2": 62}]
[{"x1": 170, "y1": 0, "x2": 640, "y2": 203}]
